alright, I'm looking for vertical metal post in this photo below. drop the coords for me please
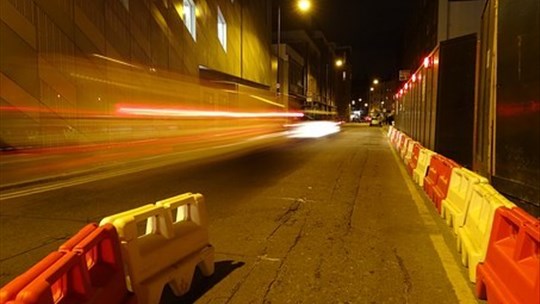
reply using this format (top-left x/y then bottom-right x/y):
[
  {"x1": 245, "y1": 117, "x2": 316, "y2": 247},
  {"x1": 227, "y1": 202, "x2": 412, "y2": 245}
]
[{"x1": 277, "y1": 5, "x2": 281, "y2": 95}]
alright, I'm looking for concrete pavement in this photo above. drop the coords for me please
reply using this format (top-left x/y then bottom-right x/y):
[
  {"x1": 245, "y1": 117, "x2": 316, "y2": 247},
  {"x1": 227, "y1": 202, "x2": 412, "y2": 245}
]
[{"x1": 171, "y1": 126, "x2": 480, "y2": 303}]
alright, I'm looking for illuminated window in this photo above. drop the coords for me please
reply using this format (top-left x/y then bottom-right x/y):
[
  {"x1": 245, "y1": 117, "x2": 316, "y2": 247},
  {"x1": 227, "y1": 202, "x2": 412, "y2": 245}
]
[
  {"x1": 217, "y1": 7, "x2": 227, "y2": 51},
  {"x1": 183, "y1": 0, "x2": 196, "y2": 40},
  {"x1": 342, "y1": 71, "x2": 347, "y2": 81}
]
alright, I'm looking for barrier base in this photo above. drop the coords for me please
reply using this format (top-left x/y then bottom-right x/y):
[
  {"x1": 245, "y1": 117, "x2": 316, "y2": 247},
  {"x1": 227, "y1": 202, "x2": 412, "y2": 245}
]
[
  {"x1": 132, "y1": 245, "x2": 214, "y2": 304},
  {"x1": 476, "y1": 263, "x2": 525, "y2": 304}
]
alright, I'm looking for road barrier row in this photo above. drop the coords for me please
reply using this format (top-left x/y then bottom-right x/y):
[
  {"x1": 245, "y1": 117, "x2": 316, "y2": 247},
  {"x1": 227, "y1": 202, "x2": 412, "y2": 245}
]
[
  {"x1": 0, "y1": 192, "x2": 214, "y2": 304},
  {"x1": 387, "y1": 126, "x2": 540, "y2": 303}
]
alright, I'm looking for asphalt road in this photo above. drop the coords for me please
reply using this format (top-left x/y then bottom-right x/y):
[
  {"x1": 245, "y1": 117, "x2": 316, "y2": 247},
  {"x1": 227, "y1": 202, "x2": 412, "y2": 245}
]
[{"x1": 0, "y1": 126, "x2": 480, "y2": 303}]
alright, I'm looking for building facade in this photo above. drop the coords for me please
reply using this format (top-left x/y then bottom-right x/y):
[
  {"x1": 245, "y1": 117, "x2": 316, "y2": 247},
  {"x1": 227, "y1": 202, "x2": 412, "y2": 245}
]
[
  {"x1": 1, "y1": 0, "x2": 275, "y2": 148},
  {"x1": 275, "y1": 30, "x2": 341, "y2": 118}
]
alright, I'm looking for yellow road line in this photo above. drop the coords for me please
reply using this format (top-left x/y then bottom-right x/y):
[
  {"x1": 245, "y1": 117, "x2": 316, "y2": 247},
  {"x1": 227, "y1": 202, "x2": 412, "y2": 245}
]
[{"x1": 388, "y1": 139, "x2": 478, "y2": 303}]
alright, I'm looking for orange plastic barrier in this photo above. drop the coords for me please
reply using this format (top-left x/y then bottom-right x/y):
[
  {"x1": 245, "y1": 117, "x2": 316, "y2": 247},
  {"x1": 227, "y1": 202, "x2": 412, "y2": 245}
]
[
  {"x1": 1, "y1": 224, "x2": 135, "y2": 304},
  {"x1": 406, "y1": 143, "x2": 422, "y2": 176},
  {"x1": 12, "y1": 251, "x2": 93, "y2": 303},
  {"x1": 0, "y1": 252, "x2": 63, "y2": 303},
  {"x1": 423, "y1": 155, "x2": 460, "y2": 212},
  {"x1": 476, "y1": 207, "x2": 540, "y2": 304},
  {"x1": 423, "y1": 155, "x2": 442, "y2": 202},
  {"x1": 64, "y1": 224, "x2": 136, "y2": 304},
  {"x1": 431, "y1": 157, "x2": 460, "y2": 213}
]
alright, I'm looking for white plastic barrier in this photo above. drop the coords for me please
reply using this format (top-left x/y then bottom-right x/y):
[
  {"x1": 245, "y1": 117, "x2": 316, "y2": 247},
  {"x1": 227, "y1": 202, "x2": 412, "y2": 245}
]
[
  {"x1": 399, "y1": 137, "x2": 411, "y2": 160},
  {"x1": 412, "y1": 148, "x2": 436, "y2": 186},
  {"x1": 457, "y1": 185, "x2": 515, "y2": 282},
  {"x1": 393, "y1": 132, "x2": 403, "y2": 149},
  {"x1": 441, "y1": 168, "x2": 488, "y2": 233},
  {"x1": 403, "y1": 139, "x2": 416, "y2": 165},
  {"x1": 387, "y1": 126, "x2": 394, "y2": 138},
  {"x1": 100, "y1": 193, "x2": 214, "y2": 304}
]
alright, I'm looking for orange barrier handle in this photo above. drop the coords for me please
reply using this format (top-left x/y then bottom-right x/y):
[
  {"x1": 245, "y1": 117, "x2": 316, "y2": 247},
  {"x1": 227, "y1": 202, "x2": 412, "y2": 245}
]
[
  {"x1": 72, "y1": 224, "x2": 123, "y2": 270},
  {"x1": 0, "y1": 252, "x2": 63, "y2": 303},
  {"x1": 15, "y1": 252, "x2": 93, "y2": 304},
  {"x1": 58, "y1": 224, "x2": 97, "y2": 253}
]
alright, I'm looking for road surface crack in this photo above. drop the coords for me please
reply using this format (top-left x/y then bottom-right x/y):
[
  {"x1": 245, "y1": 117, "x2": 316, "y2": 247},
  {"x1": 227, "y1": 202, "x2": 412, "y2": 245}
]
[
  {"x1": 394, "y1": 248, "x2": 412, "y2": 303},
  {"x1": 262, "y1": 221, "x2": 305, "y2": 303},
  {"x1": 268, "y1": 198, "x2": 303, "y2": 239},
  {"x1": 346, "y1": 151, "x2": 367, "y2": 234}
]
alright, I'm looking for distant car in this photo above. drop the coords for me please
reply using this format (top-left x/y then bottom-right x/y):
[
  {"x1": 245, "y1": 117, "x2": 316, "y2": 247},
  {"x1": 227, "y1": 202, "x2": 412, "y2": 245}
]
[
  {"x1": 369, "y1": 117, "x2": 381, "y2": 127},
  {"x1": 286, "y1": 120, "x2": 341, "y2": 138}
]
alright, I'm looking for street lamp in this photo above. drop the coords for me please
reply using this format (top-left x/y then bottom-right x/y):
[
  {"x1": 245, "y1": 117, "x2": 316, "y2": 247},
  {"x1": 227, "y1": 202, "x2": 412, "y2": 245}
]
[
  {"x1": 335, "y1": 59, "x2": 343, "y2": 67},
  {"x1": 373, "y1": 79, "x2": 379, "y2": 85},
  {"x1": 370, "y1": 87, "x2": 374, "y2": 92},
  {"x1": 277, "y1": 0, "x2": 312, "y2": 95},
  {"x1": 297, "y1": 0, "x2": 311, "y2": 12}
]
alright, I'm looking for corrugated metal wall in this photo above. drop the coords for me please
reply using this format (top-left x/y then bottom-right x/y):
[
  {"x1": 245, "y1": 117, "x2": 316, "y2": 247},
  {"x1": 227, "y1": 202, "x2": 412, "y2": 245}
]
[{"x1": 492, "y1": 0, "x2": 540, "y2": 215}]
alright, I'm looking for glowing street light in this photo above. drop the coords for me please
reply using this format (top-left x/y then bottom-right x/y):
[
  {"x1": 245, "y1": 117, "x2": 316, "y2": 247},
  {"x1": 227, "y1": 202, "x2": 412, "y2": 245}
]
[
  {"x1": 370, "y1": 87, "x2": 374, "y2": 92},
  {"x1": 335, "y1": 59, "x2": 344, "y2": 67},
  {"x1": 277, "y1": 0, "x2": 313, "y2": 95},
  {"x1": 373, "y1": 79, "x2": 379, "y2": 85},
  {"x1": 297, "y1": 0, "x2": 312, "y2": 12}
]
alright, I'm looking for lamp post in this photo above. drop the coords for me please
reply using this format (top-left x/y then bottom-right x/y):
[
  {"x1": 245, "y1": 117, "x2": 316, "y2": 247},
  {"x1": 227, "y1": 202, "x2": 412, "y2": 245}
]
[
  {"x1": 369, "y1": 78, "x2": 379, "y2": 113},
  {"x1": 277, "y1": 0, "x2": 311, "y2": 95}
]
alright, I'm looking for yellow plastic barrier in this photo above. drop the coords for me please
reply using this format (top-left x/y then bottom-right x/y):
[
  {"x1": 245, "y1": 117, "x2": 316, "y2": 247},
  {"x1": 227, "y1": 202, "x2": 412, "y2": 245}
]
[
  {"x1": 457, "y1": 185, "x2": 515, "y2": 282},
  {"x1": 100, "y1": 193, "x2": 214, "y2": 304},
  {"x1": 441, "y1": 168, "x2": 488, "y2": 234},
  {"x1": 412, "y1": 148, "x2": 436, "y2": 186}
]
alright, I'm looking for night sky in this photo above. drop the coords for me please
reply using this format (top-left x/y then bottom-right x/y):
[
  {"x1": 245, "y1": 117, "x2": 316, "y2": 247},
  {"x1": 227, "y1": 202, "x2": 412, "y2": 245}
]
[{"x1": 279, "y1": 0, "x2": 414, "y2": 98}]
